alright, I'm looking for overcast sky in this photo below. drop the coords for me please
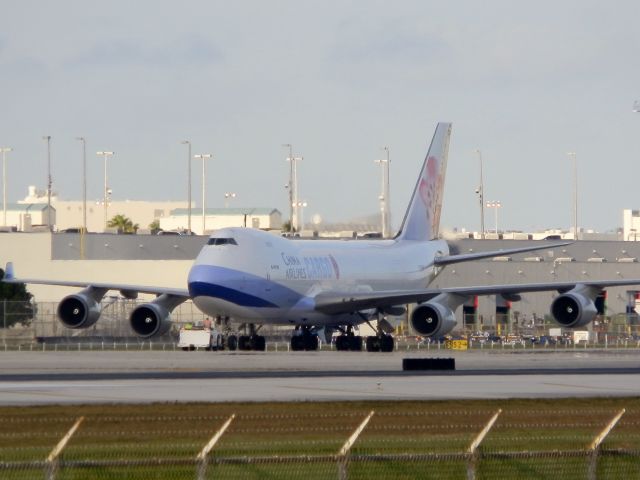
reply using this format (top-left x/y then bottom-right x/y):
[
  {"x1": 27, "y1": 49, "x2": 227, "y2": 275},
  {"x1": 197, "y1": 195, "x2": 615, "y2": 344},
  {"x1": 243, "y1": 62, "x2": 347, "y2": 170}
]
[{"x1": 1, "y1": 1, "x2": 639, "y2": 233}]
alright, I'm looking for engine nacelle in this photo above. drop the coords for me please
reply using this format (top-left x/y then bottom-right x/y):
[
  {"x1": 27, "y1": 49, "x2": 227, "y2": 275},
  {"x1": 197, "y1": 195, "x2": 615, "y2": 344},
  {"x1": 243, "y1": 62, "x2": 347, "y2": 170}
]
[
  {"x1": 410, "y1": 303, "x2": 457, "y2": 338},
  {"x1": 57, "y1": 293, "x2": 101, "y2": 329},
  {"x1": 130, "y1": 302, "x2": 172, "y2": 338},
  {"x1": 551, "y1": 290, "x2": 598, "y2": 328}
]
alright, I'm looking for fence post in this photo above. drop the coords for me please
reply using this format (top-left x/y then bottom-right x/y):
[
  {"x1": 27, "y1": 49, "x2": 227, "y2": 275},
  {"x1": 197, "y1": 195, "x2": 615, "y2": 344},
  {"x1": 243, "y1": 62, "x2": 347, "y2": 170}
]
[
  {"x1": 467, "y1": 409, "x2": 502, "y2": 480},
  {"x1": 45, "y1": 416, "x2": 84, "y2": 480},
  {"x1": 337, "y1": 410, "x2": 374, "y2": 480},
  {"x1": 587, "y1": 409, "x2": 625, "y2": 480},
  {"x1": 195, "y1": 413, "x2": 235, "y2": 480}
]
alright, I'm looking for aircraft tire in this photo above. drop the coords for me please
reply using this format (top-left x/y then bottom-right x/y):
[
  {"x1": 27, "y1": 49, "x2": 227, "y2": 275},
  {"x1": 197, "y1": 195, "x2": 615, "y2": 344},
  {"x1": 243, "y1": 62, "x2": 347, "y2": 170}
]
[
  {"x1": 227, "y1": 335, "x2": 238, "y2": 351},
  {"x1": 366, "y1": 336, "x2": 380, "y2": 352},
  {"x1": 349, "y1": 336, "x2": 363, "y2": 351},
  {"x1": 304, "y1": 335, "x2": 319, "y2": 351},
  {"x1": 380, "y1": 335, "x2": 394, "y2": 352},
  {"x1": 291, "y1": 335, "x2": 303, "y2": 351},
  {"x1": 251, "y1": 335, "x2": 266, "y2": 351},
  {"x1": 238, "y1": 335, "x2": 251, "y2": 351},
  {"x1": 335, "y1": 336, "x2": 349, "y2": 351}
]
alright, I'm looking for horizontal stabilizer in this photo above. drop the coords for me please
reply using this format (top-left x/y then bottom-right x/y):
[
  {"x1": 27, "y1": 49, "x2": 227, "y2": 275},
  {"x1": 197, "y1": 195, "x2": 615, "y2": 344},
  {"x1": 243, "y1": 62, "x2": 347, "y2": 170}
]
[{"x1": 433, "y1": 242, "x2": 573, "y2": 267}]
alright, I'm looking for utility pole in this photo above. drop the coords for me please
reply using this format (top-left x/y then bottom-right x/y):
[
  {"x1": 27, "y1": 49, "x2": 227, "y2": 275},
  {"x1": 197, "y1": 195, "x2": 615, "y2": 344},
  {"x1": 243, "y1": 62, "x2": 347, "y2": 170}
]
[
  {"x1": 476, "y1": 150, "x2": 485, "y2": 239},
  {"x1": 76, "y1": 138, "x2": 87, "y2": 233},
  {"x1": 42, "y1": 136, "x2": 52, "y2": 230},
  {"x1": 182, "y1": 141, "x2": 192, "y2": 233},
  {"x1": 1, "y1": 147, "x2": 12, "y2": 227},
  {"x1": 568, "y1": 152, "x2": 578, "y2": 240},
  {"x1": 374, "y1": 146, "x2": 391, "y2": 238}
]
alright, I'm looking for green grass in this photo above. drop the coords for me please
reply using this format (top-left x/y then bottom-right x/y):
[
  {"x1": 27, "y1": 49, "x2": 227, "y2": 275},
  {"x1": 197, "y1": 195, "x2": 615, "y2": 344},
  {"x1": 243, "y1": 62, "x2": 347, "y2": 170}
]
[{"x1": 0, "y1": 398, "x2": 639, "y2": 479}]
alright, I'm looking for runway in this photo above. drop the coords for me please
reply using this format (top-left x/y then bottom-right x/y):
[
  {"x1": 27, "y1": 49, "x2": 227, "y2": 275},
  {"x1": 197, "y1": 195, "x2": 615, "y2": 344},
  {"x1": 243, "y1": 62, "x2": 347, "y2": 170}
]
[{"x1": 0, "y1": 350, "x2": 639, "y2": 405}]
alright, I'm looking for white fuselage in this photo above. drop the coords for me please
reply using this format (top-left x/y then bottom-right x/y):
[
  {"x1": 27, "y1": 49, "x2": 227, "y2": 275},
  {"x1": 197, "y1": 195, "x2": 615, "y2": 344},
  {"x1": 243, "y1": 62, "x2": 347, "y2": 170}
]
[{"x1": 187, "y1": 227, "x2": 448, "y2": 327}]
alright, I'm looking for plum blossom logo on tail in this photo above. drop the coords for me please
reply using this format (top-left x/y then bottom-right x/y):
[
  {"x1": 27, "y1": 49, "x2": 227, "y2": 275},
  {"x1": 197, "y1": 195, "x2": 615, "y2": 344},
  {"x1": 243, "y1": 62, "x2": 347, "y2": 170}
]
[{"x1": 419, "y1": 156, "x2": 439, "y2": 232}]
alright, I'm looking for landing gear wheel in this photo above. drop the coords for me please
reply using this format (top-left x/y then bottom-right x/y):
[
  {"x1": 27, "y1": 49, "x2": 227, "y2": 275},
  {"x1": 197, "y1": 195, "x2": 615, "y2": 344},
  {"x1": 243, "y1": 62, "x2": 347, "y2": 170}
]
[
  {"x1": 380, "y1": 335, "x2": 394, "y2": 352},
  {"x1": 366, "y1": 336, "x2": 380, "y2": 352},
  {"x1": 336, "y1": 335, "x2": 349, "y2": 351},
  {"x1": 291, "y1": 335, "x2": 303, "y2": 351},
  {"x1": 227, "y1": 335, "x2": 238, "y2": 351},
  {"x1": 210, "y1": 334, "x2": 223, "y2": 352},
  {"x1": 348, "y1": 335, "x2": 363, "y2": 351},
  {"x1": 238, "y1": 335, "x2": 251, "y2": 351},
  {"x1": 290, "y1": 334, "x2": 318, "y2": 351},
  {"x1": 250, "y1": 335, "x2": 266, "y2": 351}
]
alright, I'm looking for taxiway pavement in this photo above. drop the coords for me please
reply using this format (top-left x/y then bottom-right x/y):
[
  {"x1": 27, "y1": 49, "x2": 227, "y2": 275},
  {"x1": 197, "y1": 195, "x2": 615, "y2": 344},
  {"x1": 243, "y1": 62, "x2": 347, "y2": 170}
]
[{"x1": 0, "y1": 350, "x2": 638, "y2": 405}]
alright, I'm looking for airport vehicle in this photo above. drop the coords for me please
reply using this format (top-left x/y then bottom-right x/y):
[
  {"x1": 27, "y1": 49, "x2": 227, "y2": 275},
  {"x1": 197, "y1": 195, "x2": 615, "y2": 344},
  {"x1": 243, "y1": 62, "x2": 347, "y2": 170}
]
[
  {"x1": 177, "y1": 325, "x2": 224, "y2": 351},
  {"x1": 5, "y1": 122, "x2": 640, "y2": 353}
]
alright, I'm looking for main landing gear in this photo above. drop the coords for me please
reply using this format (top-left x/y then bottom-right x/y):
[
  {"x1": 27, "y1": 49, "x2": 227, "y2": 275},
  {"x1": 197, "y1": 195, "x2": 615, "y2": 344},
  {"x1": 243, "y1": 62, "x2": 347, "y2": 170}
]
[
  {"x1": 365, "y1": 334, "x2": 394, "y2": 352},
  {"x1": 335, "y1": 326, "x2": 363, "y2": 351},
  {"x1": 364, "y1": 313, "x2": 395, "y2": 352},
  {"x1": 220, "y1": 320, "x2": 266, "y2": 352},
  {"x1": 290, "y1": 326, "x2": 319, "y2": 351}
]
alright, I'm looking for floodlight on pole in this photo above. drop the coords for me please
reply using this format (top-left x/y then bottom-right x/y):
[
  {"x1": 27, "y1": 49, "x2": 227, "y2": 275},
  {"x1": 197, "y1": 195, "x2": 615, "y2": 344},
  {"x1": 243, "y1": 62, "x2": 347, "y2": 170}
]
[
  {"x1": 293, "y1": 201, "x2": 308, "y2": 231},
  {"x1": 194, "y1": 153, "x2": 212, "y2": 234},
  {"x1": 97, "y1": 151, "x2": 114, "y2": 231},
  {"x1": 181, "y1": 140, "x2": 192, "y2": 233},
  {"x1": 1, "y1": 147, "x2": 13, "y2": 227},
  {"x1": 224, "y1": 192, "x2": 236, "y2": 208},
  {"x1": 486, "y1": 200, "x2": 501, "y2": 234}
]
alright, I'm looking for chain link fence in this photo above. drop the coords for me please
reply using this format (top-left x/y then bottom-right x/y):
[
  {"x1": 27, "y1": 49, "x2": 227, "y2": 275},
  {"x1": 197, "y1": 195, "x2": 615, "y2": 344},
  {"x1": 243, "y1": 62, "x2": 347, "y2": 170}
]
[{"x1": 0, "y1": 405, "x2": 638, "y2": 479}]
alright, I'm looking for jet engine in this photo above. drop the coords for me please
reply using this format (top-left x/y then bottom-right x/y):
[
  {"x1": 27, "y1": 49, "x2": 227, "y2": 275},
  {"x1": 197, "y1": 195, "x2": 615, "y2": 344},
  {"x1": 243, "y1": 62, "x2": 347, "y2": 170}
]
[
  {"x1": 410, "y1": 301, "x2": 457, "y2": 337},
  {"x1": 130, "y1": 303, "x2": 172, "y2": 338},
  {"x1": 129, "y1": 294, "x2": 181, "y2": 338},
  {"x1": 57, "y1": 290, "x2": 103, "y2": 329},
  {"x1": 551, "y1": 287, "x2": 598, "y2": 328}
]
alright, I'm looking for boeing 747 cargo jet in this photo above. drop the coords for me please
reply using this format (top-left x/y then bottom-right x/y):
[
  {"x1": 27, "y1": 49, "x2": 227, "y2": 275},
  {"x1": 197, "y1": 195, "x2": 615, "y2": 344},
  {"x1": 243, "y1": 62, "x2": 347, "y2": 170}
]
[{"x1": 5, "y1": 123, "x2": 640, "y2": 352}]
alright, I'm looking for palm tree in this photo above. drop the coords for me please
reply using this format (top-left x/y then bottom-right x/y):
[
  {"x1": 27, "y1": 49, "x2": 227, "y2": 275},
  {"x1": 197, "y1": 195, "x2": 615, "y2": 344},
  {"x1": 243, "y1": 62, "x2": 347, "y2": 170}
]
[
  {"x1": 107, "y1": 214, "x2": 139, "y2": 234},
  {"x1": 149, "y1": 219, "x2": 161, "y2": 235}
]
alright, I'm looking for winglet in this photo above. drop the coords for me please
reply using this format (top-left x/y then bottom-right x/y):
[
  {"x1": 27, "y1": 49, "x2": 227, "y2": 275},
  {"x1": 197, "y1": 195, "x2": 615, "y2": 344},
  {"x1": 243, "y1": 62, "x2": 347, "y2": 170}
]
[{"x1": 3, "y1": 262, "x2": 14, "y2": 281}]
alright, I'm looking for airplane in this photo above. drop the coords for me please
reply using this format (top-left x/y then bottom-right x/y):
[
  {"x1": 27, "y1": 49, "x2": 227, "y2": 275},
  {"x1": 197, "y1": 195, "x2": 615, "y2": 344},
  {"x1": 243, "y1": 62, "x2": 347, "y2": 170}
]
[{"x1": 5, "y1": 122, "x2": 640, "y2": 352}]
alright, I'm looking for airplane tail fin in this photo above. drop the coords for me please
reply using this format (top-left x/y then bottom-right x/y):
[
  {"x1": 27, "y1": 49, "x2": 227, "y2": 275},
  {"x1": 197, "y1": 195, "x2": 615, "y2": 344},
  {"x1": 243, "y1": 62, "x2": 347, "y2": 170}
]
[
  {"x1": 395, "y1": 122, "x2": 452, "y2": 241},
  {"x1": 2, "y1": 262, "x2": 14, "y2": 281}
]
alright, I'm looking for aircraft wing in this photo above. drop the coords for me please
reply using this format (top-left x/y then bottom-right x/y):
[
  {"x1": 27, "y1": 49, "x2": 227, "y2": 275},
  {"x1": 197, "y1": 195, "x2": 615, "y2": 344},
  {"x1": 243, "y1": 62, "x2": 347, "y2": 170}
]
[
  {"x1": 2, "y1": 263, "x2": 189, "y2": 298},
  {"x1": 313, "y1": 279, "x2": 640, "y2": 315},
  {"x1": 433, "y1": 241, "x2": 573, "y2": 267}
]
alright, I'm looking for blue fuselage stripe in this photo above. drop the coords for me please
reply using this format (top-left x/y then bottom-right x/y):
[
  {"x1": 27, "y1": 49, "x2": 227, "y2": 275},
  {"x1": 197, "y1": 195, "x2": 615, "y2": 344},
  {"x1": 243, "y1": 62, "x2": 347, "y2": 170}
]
[
  {"x1": 188, "y1": 264, "x2": 303, "y2": 309},
  {"x1": 189, "y1": 281, "x2": 278, "y2": 308}
]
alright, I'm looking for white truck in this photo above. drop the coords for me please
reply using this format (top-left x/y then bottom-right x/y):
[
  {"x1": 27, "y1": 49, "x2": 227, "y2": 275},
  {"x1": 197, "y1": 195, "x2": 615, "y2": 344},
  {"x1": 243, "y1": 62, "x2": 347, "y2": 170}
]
[{"x1": 177, "y1": 326, "x2": 223, "y2": 351}]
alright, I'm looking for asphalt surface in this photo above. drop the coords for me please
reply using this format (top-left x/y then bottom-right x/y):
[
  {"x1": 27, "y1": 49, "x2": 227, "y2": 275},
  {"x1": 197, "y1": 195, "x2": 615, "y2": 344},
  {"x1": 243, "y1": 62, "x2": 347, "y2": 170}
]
[{"x1": 0, "y1": 350, "x2": 639, "y2": 405}]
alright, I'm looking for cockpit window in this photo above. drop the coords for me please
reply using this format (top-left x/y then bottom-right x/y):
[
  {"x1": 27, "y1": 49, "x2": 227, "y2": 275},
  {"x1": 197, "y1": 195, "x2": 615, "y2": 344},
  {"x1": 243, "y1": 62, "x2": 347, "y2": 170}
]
[{"x1": 207, "y1": 237, "x2": 238, "y2": 246}]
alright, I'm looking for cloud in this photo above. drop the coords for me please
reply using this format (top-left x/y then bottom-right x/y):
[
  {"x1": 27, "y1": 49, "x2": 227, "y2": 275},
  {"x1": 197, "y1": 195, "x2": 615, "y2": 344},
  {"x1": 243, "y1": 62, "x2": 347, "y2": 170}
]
[{"x1": 66, "y1": 34, "x2": 224, "y2": 69}]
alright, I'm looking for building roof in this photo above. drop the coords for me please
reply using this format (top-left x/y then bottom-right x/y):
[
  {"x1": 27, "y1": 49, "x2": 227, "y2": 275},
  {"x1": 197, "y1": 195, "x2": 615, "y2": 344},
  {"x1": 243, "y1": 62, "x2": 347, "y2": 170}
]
[
  {"x1": 169, "y1": 207, "x2": 280, "y2": 216},
  {"x1": 7, "y1": 203, "x2": 54, "y2": 212}
]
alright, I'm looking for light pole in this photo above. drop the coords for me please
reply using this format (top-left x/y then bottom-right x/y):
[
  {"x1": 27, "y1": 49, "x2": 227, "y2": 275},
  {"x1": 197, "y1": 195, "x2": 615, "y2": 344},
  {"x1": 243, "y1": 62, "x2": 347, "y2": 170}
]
[
  {"x1": 283, "y1": 145, "x2": 303, "y2": 232},
  {"x1": 181, "y1": 140, "x2": 192, "y2": 233},
  {"x1": 374, "y1": 146, "x2": 391, "y2": 238},
  {"x1": 486, "y1": 201, "x2": 501, "y2": 234},
  {"x1": 224, "y1": 192, "x2": 236, "y2": 208},
  {"x1": 294, "y1": 201, "x2": 308, "y2": 231},
  {"x1": 76, "y1": 138, "x2": 87, "y2": 233},
  {"x1": 567, "y1": 152, "x2": 578, "y2": 240},
  {"x1": 1, "y1": 147, "x2": 12, "y2": 227},
  {"x1": 476, "y1": 149, "x2": 485, "y2": 239},
  {"x1": 194, "y1": 153, "x2": 212, "y2": 234},
  {"x1": 97, "y1": 151, "x2": 114, "y2": 231},
  {"x1": 42, "y1": 136, "x2": 52, "y2": 230}
]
